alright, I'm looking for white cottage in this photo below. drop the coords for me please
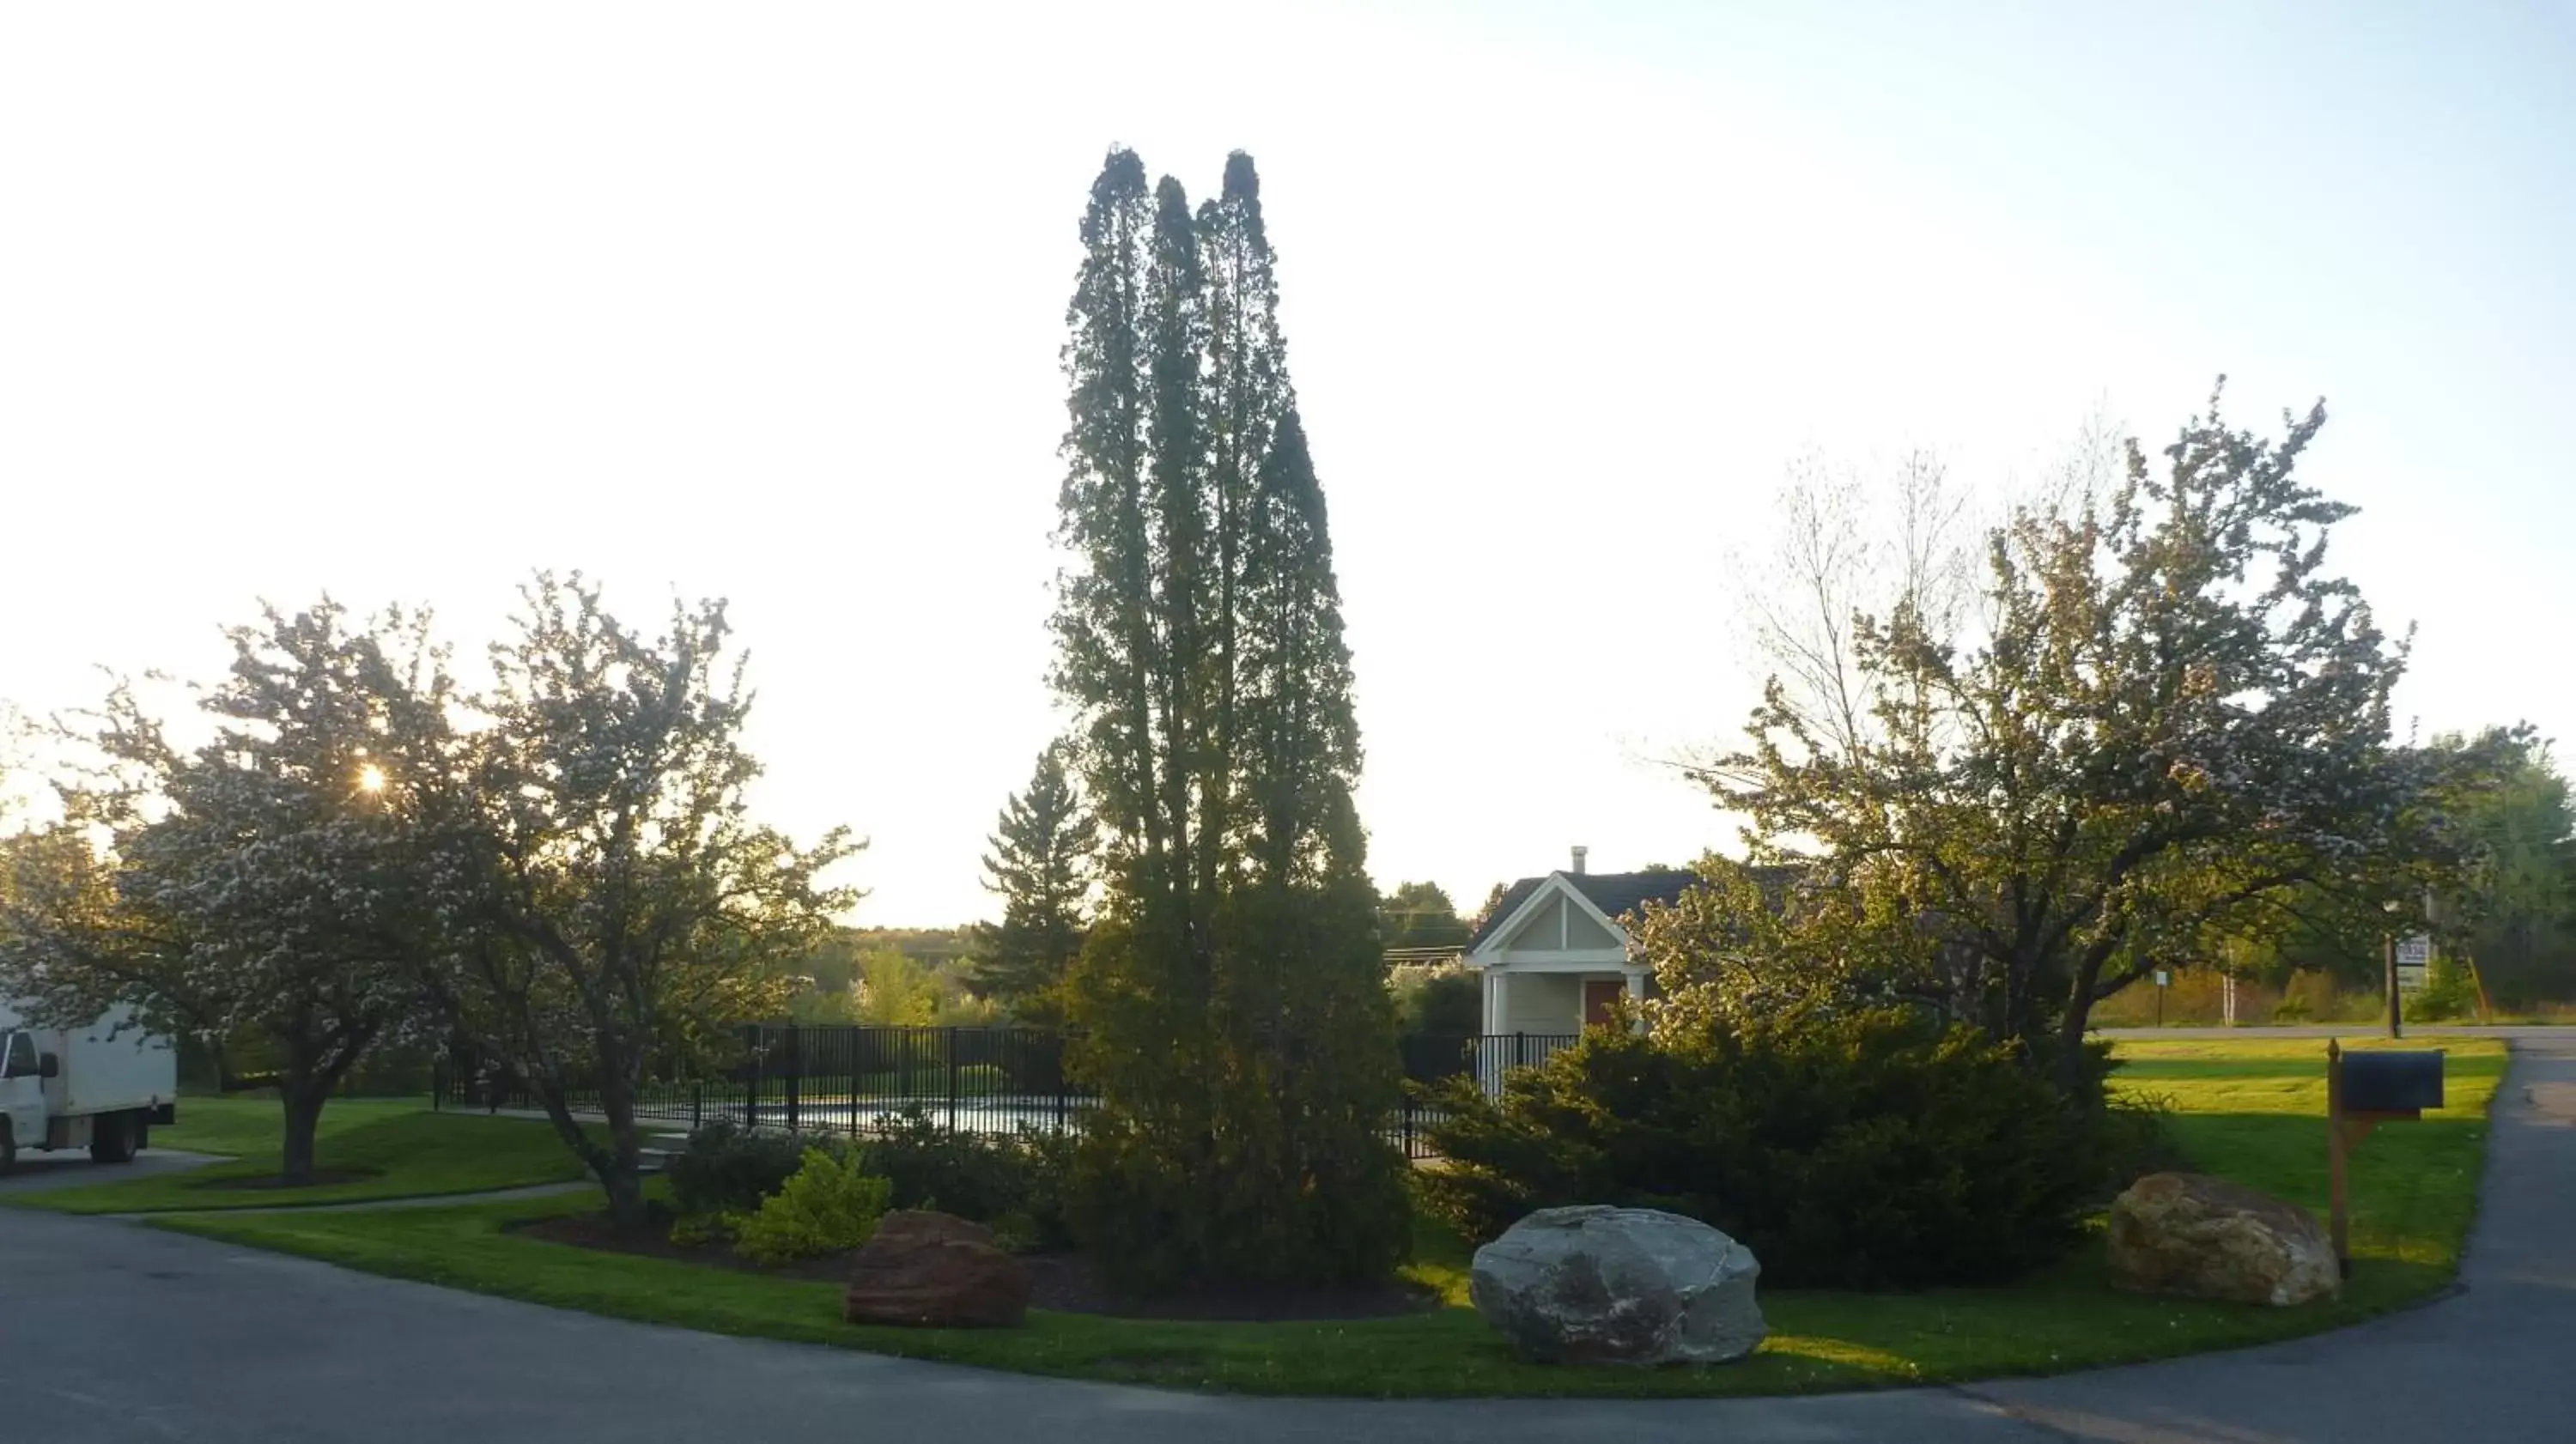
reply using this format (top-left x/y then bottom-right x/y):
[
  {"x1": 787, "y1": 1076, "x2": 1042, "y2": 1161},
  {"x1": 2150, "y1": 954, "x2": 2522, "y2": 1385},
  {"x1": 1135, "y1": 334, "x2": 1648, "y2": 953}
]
[{"x1": 1461, "y1": 850, "x2": 1698, "y2": 1036}]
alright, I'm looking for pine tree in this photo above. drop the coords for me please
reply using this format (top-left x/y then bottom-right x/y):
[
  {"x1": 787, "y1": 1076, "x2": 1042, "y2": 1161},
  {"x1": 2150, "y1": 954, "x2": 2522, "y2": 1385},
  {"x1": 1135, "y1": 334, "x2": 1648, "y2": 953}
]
[
  {"x1": 1053, "y1": 149, "x2": 1406, "y2": 1291},
  {"x1": 967, "y1": 743, "x2": 1095, "y2": 1023}
]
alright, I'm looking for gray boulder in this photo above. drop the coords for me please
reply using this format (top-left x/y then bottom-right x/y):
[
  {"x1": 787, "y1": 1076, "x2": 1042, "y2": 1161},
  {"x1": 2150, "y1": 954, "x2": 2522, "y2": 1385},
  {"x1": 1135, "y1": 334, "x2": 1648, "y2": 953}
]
[{"x1": 1469, "y1": 1204, "x2": 1765, "y2": 1366}]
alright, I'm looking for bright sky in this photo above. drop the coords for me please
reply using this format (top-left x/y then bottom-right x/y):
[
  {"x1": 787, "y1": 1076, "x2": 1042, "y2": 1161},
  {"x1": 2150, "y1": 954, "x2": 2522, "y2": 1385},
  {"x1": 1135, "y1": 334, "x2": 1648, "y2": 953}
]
[{"x1": 4, "y1": 3, "x2": 2570, "y2": 925}]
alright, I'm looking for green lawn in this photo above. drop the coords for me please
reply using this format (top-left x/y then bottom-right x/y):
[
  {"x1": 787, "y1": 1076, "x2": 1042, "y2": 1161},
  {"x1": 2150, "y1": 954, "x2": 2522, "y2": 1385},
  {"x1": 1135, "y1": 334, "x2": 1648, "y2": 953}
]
[
  {"x1": 152, "y1": 1094, "x2": 430, "y2": 1158},
  {"x1": 17, "y1": 1101, "x2": 592, "y2": 1214},
  {"x1": 152, "y1": 1037, "x2": 2505, "y2": 1397}
]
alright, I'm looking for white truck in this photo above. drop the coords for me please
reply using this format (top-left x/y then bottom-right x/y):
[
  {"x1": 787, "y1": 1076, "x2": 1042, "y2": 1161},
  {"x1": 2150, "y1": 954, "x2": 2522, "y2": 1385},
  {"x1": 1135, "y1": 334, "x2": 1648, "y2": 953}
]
[{"x1": 0, "y1": 1000, "x2": 179, "y2": 1173}]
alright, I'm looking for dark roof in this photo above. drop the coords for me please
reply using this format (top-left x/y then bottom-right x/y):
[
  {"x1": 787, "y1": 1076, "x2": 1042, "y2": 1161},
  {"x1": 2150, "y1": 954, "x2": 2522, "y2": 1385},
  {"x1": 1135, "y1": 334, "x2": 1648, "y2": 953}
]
[
  {"x1": 1463, "y1": 863, "x2": 1815, "y2": 955},
  {"x1": 1464, "y1": 870, "x2": 1700, "y2": 954}
]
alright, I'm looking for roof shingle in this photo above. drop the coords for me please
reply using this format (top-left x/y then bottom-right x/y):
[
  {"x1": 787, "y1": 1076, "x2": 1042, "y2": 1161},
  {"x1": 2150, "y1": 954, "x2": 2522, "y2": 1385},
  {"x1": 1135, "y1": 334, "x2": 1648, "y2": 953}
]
[{"x1": 1463, "y1": 869, "x2": 1700, "y2": 954}]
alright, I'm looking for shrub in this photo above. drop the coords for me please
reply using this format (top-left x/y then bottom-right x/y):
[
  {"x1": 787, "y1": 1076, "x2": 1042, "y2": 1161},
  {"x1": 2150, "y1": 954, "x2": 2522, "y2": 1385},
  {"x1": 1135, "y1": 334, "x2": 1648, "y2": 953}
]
[
  {"x1": 1008, "y1": 1125, "x2": 1078, "y2": 1253},
  {"x1": 1417, "y1": 1006, "x2": 2125, "y2": 1289},
  {"x1": 1066, "y1": 895, "x2": 1412, "y2": 1295},
  {"x1": 1391, "y1": 965, "x2": 1481, "y2": 1037},
  {"x1": 667, "y1": 1210, "x2": 733, "y2": 1247},
  {"x1": 2099, "y1": 1090, "x2": 2187, "y2": 1186},
  {"x1": 2406, "y1": 956, "x2": 2482, "y2": 1022},
  {"x1": 667, "y1": 1120, "x2": 810, "y2": 1220},
  {"x1": 860, "y1": 1107, "x2": 1036, "y2": 1221},
  {"x1": 841, "y1": 1109, "x2": 1079, "y2": 1252},
  {"x1": 732, "y1": 1148, "x2": 894, "y2": 1265}
]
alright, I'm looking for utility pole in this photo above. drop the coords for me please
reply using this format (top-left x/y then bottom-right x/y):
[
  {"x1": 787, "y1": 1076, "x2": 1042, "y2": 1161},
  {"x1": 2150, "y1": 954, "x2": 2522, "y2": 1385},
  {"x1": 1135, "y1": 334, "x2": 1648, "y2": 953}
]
[{"x1": 2385, "y1": 931, "x2": 2403, "y2": 1041}]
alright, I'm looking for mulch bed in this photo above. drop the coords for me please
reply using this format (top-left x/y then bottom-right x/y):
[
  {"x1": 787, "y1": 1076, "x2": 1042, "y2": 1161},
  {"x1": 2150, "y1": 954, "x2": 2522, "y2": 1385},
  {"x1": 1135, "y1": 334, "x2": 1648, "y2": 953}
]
[
  {"x1": 513, "y1": 1211, "x2": 1440, "y2": 1321},
  {"x1": 195, "y1": 1168, "x2": 380, "y2": 1191}
]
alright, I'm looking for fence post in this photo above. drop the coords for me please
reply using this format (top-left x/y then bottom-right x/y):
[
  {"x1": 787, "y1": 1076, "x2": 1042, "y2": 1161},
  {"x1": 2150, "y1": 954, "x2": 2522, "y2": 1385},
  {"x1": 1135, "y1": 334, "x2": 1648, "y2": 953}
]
[
  {"x1": 1054, "y1": 1031, "x2": 1068, "y2": 1135},
  {"x1": 1516, "y1": 1030, "x2": 1528, "y2": 1072},
  {"x1": 691, "y1": 1082, "x2": 702, "y2": 1132},
  {"x1": 745, "y1": 1022, "x2": 763, "y2": 1132},
  {"x1": 946, "y1": 1026, "x2": 960, "y2": 1132},
  {"x1": 431, "y1": 1059, "x2": 442, "y2": 1113},
  {"x1": 784, "y1": 1022, "x2": 801, "y2": 1135}
]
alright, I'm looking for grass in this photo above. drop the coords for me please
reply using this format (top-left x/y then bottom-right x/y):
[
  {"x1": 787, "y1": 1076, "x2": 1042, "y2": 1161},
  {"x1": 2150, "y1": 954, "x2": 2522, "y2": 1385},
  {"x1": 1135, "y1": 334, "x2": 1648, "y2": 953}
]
[
  {"x1": 151, "y1": 1036, "x2": 2505, "y2": 1397},
  {"x1": 152, "y1": 1094, "x2": 430, "y2": 1158},
  {"x1": 15, "y1": 1098, "x2": 592, "y2": 1214}
]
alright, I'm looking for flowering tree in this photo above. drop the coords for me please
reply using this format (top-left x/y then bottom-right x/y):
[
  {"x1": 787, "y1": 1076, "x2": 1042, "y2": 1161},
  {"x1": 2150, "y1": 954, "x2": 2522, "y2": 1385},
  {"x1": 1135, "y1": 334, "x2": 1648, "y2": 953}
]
[
  {"x1": 0, "y1": 603, "x2": 447, "y2": 1181},
  {"x1": 414, "y1": 575, "x2": 857, "y2": 1224},
  {"x1": 1690, "y1": 385, "x2": 2437, "y2": 1085}
]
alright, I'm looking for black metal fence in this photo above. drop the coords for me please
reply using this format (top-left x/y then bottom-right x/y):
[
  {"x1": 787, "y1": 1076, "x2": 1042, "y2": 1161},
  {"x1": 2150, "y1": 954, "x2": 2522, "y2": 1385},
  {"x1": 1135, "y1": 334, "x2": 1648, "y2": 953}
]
[
  {"x1": 1400, "y1": 1031, "x2": 1583, "y2": 1094},
  {"x1": 435, "y1": 1023, "x2": 1582, "y2": 1160}
]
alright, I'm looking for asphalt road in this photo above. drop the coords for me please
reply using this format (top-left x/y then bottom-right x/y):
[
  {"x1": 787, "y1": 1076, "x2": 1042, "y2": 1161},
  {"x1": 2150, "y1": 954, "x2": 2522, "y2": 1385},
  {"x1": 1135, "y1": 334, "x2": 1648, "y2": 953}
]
[
  {"x1": 0, "y1": 1146, "x2": 227, "y2": 1197},
  {"x1": 3, "y1": 1035, "x2": 2569, "y2": 1443}
]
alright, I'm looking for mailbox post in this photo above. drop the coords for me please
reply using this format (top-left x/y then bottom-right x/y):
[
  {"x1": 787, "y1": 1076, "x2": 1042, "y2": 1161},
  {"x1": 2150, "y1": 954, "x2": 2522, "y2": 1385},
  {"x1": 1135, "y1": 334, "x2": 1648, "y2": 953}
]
[{"x1": 2325, "y1": 1041, "x2": 2444, "y2": 1277}]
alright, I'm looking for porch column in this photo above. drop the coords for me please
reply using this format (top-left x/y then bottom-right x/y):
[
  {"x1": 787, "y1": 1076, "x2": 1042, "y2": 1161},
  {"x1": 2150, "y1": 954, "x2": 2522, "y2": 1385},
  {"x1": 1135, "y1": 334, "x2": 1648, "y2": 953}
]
[
  {"x1": 1488, "y1": 969, "x2": 1511, "y2": 1034},
  {"x1": 1625, "y1": 969, "x2": 1648, "y2": 1034}
]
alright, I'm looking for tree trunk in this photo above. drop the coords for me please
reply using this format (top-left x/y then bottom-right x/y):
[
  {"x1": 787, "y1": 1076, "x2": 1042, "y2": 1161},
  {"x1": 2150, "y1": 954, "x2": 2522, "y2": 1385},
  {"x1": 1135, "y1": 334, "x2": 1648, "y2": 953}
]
[
  {"x1": 525, "y1": 1071, "x2": 638, "y2": 1226},
  {"x1": 2052, "y1": 995, "x2": 2091, "y2": 1096},
  {"x1": 280, "y1": 1083, "x2": 328, "y2": 1186},
  {"x1": 594, "y1": 1070, "x2": 647, "y2": 1228},
  {"x1": 596, "y1": 1152, "x2": 647, "y2": 1226}
]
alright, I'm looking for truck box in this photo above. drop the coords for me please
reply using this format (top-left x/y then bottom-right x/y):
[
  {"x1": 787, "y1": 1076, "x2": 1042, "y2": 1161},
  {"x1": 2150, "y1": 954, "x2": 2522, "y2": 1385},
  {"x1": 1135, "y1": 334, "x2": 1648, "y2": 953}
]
[
  {"x1": 1, "y1": 999, "x2": 179, "y2": 1166},
  {"x1": 58, "y1": 1010, "x2": 179, "y2": 1117}
]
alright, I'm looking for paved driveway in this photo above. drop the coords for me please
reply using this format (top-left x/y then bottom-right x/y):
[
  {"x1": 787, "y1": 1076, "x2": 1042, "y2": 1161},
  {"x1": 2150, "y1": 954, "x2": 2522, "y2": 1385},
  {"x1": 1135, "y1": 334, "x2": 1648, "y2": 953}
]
[
  {"x1": 3, "y1": 1036, "x2": 2570, "y2": 1443},
  {"x1": 0, "y1": 1146, "x2": 227, "y2": 1197}
]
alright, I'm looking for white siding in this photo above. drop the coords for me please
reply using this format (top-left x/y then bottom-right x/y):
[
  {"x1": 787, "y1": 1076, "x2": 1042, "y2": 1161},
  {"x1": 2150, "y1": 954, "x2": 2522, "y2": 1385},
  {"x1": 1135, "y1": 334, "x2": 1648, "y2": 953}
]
[{"x1": 1502, "y1": 974, "x2": 1581, "y2": 1034}]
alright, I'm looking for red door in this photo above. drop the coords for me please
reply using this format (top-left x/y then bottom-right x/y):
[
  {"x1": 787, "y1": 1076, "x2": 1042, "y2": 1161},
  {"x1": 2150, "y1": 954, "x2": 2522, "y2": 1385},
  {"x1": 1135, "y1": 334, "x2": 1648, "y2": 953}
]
[{"x1": 1583, "y1": 980, "x2": 1625, "y2": 1028}]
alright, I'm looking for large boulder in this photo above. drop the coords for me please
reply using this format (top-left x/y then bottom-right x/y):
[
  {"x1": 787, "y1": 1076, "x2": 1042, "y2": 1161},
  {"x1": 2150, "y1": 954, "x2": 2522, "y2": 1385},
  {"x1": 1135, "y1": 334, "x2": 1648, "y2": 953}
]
[
  {"x1": 2107, "y1": 1172, "x2": 2340, "y2": 1307},
  {"x1": 1469, "y1": 1204, "x2": 1765, "y2": 1366},
  {"x1": 843, "y1": 1210, "x2": 1032, "y2": 1328}
]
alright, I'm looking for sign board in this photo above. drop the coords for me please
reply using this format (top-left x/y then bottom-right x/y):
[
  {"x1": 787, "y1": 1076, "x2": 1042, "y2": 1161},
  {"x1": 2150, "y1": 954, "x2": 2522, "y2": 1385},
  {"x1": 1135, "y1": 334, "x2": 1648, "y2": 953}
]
[
  {"x1": 2396, "y1": 934, "x2": 2433, "y2": 992},
  {"x1": 2154, "y1": 970, "x2": 2172, "y2": 987}
]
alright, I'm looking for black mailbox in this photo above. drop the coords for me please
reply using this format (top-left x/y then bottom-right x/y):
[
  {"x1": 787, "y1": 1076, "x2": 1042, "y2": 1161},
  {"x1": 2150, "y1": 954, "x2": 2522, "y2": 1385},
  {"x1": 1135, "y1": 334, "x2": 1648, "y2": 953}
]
[{"x1": 2341, "y1": 1050, "x2": 2444, "y2": 1114}]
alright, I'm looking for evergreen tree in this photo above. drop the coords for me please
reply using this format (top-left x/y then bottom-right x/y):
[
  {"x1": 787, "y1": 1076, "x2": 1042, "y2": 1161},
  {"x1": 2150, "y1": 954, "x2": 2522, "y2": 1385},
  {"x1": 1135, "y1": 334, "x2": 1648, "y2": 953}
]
[
  {"x1": 1198, "y1": 152, "x2": 1290, "y2": 874},
  {"x1": 967, "y1": 743, "x2": 1095, "y2": 1023},
  {"x1": 1053, "y1": 148, "x2": 1406, "y2": 1291}
]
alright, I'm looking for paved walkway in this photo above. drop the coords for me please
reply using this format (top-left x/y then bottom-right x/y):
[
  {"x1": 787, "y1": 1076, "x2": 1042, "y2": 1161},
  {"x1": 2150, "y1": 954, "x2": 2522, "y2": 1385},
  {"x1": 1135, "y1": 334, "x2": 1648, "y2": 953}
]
[{"x1": 3, "y1": 1037, "x2": 2570, "y2": 1442}]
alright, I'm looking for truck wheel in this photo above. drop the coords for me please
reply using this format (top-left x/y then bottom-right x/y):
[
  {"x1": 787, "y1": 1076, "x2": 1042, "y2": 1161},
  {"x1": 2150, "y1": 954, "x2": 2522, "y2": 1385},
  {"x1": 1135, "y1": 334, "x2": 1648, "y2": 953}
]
[
  {"x1": 0, "y1": 1122, "x2": 15, "y2": 1176},
  {"x1": 89, "y1": 1112, "x2": 137, "y2": 1165}
]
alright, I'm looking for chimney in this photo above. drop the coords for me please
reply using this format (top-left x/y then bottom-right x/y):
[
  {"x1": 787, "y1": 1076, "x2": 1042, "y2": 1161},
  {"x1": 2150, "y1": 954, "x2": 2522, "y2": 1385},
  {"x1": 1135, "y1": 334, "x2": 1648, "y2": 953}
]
[{"x1": 1570, "y1": 846, "x2": 1588, "y2": 876}]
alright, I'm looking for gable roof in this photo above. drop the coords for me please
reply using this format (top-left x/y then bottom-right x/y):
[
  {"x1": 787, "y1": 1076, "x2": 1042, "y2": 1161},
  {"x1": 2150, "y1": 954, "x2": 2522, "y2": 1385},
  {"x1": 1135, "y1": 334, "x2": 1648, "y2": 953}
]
[{"x1": 1464, "y1": 870, "x2": 1700, "y2": 955}]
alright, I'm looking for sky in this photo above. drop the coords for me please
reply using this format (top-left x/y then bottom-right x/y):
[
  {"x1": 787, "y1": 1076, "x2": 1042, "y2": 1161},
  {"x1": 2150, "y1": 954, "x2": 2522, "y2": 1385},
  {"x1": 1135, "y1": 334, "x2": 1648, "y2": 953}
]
[{"x1": 3, "y1": 3, "x2": 2570, "y2": 925}]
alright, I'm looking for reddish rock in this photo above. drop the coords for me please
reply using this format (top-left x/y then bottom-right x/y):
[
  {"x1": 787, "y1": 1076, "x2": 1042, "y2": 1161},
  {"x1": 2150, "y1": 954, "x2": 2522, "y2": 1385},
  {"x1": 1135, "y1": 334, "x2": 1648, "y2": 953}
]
[{"x1": 843, "y1": 1210, "x2": 1032, "y2": 1329}]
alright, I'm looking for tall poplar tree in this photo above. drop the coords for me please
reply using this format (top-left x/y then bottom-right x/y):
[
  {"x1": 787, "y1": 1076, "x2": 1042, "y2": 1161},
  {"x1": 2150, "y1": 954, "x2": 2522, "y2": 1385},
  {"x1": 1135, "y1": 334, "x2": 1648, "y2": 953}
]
[{"x1": 1053, "y1": 148, "x2": 1405, "y2": 1292}]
